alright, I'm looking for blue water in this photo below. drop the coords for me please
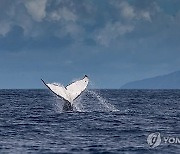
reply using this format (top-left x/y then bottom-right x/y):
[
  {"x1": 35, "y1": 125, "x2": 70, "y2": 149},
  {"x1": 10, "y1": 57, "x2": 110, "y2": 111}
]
[{"x1": 0, "y1": 89, "x2": 180, "y2": 154}]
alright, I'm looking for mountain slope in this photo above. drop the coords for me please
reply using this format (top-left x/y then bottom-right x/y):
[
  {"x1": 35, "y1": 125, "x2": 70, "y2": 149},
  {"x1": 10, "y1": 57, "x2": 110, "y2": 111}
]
[{"x1": 121, "y1": 71, "x2": 180, "y2": 89}]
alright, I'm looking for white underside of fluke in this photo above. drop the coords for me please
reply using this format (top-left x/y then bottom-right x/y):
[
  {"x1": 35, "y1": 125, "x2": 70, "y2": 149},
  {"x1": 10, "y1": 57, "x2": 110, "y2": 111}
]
[{"x1": 42, "y1": 75, "x2": 89, "y2": 104}]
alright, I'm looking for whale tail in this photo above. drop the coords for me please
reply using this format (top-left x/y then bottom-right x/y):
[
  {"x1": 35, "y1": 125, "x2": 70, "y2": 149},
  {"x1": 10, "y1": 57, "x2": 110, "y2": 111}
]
[{"x1": 41, "y1": 75, "x2": 89, "y2": 111}]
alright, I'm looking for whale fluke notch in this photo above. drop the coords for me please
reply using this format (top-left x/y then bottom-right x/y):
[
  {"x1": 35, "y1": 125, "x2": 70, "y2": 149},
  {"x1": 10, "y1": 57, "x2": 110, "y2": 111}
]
[{"x1": 41, "y1": 75, "x2": 89, "y2": 111}]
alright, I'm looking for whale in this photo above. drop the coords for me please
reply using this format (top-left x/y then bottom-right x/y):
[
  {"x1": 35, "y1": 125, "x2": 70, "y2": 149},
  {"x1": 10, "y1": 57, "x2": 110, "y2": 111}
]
[{"x1": 41, "y1": 75, "x2": 89, "y2": 111}]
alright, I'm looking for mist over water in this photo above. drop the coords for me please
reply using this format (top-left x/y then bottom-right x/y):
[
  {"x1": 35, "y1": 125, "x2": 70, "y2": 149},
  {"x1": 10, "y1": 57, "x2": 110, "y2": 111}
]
[{"x1": 0, "y1": 89, "x2": 180, "y2": 153}]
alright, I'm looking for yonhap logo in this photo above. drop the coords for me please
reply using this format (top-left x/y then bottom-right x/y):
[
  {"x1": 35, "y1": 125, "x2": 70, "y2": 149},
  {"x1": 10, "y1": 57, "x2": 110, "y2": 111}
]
[
  {"x1": 147, "y1": 132, "x2": 180, "y2": 148},
  {"x1": 147, "y1": 132, "x2": 161, "y2": 148}
]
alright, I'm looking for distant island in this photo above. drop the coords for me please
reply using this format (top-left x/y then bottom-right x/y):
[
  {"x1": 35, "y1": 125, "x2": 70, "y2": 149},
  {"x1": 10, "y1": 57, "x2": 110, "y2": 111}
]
[{"x1": 121, "y1": 70, "x2": 180, "y2": 89}]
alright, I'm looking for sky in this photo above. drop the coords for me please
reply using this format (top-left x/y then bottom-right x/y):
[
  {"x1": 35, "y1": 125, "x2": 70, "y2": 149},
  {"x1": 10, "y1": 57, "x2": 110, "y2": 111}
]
[{"x1": 0, "y1": 0, "x2": 180, "y2": 89}]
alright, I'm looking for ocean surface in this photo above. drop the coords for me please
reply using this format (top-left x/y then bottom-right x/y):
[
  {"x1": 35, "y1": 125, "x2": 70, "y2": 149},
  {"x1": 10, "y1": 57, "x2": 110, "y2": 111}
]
[{"x1": 0, "y1": 89, "x2": 180, "y2": 154}]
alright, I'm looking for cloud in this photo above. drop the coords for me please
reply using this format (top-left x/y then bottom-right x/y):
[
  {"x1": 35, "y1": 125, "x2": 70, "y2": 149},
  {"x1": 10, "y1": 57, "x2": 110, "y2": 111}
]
[
  {"x1": 55, "y1": 22, "x2": 84, "y2": 41},
  {"x1": 139, "y1": 11, "x2": 151, "y2": 21},
  {"x1": 0, "y1": 0, "x2": 179, "y2": 48},
  {"x1": 49, "y1": 7, "x2": 77, "y2": 22},
  {"x1": 0, "y1": 21, "x2": 11, "y2": 36},
  {"x1": 24, "y1": 0, "x2": 47, "y2": 22},
  {"x1": 95, "y1": 22, "x2": 134, "y2": 46},
  {"x1": 92, "y1": 0, "x2": 153, "y2": 47},
  {"x1": 110, "y1": 0, "x2": 152, "y2": 21},
  {"x1": 119, "y1": 1, "x2": 135, "y2": 20}
]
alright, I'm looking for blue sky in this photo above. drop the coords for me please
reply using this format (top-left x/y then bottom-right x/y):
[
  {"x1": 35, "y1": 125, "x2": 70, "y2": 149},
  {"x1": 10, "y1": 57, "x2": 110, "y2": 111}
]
[{"x1": 0, "y1": 0, "x2": 180, "y2": 88}]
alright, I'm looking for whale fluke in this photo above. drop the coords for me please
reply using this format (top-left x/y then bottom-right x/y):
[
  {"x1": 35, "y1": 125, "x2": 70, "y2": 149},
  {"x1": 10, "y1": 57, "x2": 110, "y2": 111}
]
[{"x1": 41, "y1": 75, "x2": 89, "y2": 111}]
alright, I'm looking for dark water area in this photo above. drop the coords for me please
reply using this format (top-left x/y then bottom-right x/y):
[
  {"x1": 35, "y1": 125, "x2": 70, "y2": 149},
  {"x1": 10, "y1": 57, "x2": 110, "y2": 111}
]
[{"x1": 0, "y1": 89, "x2": 180, "y2": 154}]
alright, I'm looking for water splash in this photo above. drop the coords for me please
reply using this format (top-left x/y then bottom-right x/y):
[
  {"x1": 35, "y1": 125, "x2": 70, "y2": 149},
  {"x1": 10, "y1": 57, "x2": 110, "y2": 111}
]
[
  {"x1": 73, "y1": 97, "x2": 85, "y2": 112},
  {"x1": 86, "y1": 90, "x2": 119, "y2": 112},
  {"x1": 53, "y1": 96, "x2": 64, "y2": 113},
  {"x1": 53, "y1": 90, "x2": 119, "y2": 112},
  {"x1": 73, "y1": 90, "x2": 119, "y2": 112}
]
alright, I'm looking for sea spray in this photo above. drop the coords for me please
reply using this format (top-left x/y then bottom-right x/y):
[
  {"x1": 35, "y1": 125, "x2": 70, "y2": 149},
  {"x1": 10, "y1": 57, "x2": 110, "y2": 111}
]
[
  {"x1": 73, "y1": 90, "x2": 119, "y2": 112},
  {"x1": 53, "y1": 96, "x2": 64, "y2": 113},
  {"x1": 73, "y1": 96, "x2": 85, "y2": 112},
  {"x1": 53, "y1": 89, "x2": 119, "y2": 112},
  {"x1": 86, "y1": 90, "x2": 119, "y2": 112}
]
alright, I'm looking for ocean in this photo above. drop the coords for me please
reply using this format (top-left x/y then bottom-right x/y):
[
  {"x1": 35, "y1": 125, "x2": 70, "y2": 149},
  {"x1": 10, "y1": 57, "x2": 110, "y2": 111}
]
[{"x1": 0, "y1": 89, "x2": 180, "y2": 154}]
